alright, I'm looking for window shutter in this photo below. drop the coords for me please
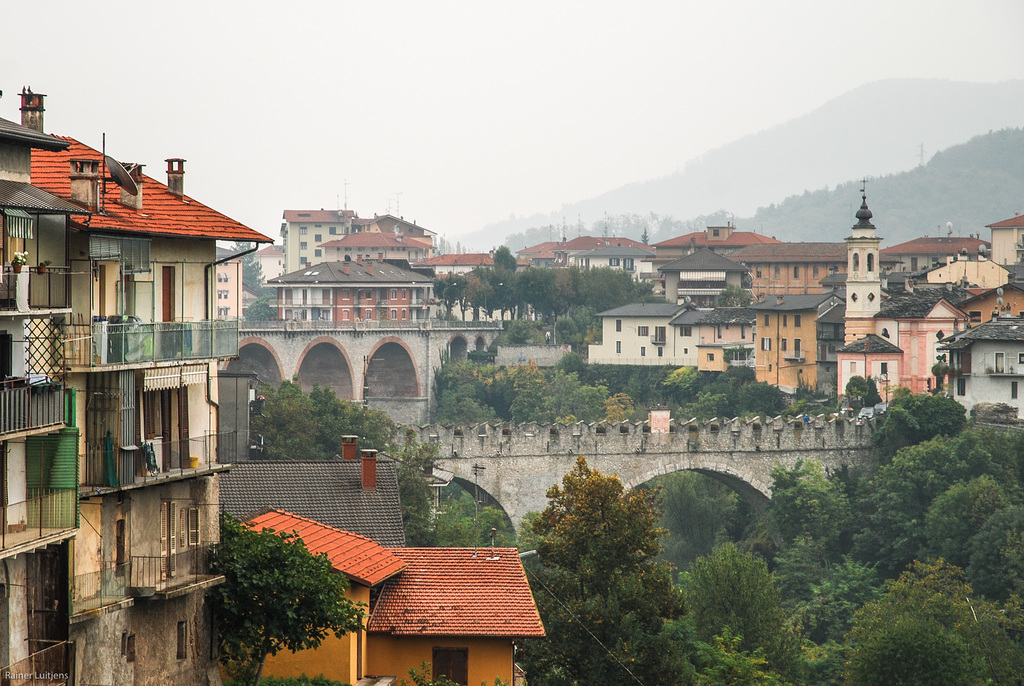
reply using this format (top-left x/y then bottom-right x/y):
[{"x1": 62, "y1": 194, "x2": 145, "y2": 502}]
[
  {"x1": 160, "y1": 501, "x2": 169, "y2": 579},
  {"x1": 188, "y1": 507, "x2": 200, "y2": 546}
]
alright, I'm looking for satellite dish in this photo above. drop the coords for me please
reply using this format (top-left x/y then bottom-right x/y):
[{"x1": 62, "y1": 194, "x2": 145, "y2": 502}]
[
  {"x1": 997, "y1": 288, "x2": 1005, "y2": 296},
  {"x1": 997, "y1": 297, "x2": 1005, "y2": 306},
  {"x1": 104, "y1": 155, "x2": 139, "y2": 196},
  {"x1": 683, "y1": 296, "x2": 692, "y2": 304}
]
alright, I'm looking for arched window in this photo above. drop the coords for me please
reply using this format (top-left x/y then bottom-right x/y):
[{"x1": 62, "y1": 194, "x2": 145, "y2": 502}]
[
  {"x1": 852, "y1": 253, "x2": 860, "y2": 272},
  {"x1": 867, "y1": 253, "x2": 875, "y2": 272}
]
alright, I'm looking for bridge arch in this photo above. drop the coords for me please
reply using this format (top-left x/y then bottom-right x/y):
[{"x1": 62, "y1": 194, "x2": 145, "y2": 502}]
[
  {"x1": 365, "y1": 337, "x2": 421, "y2": 398},
  {"x1": 295, "y1": 337, "x2": 356, "y2": 399},
  {"x1": 449, "y1": 335, "x2": 468, "y2": 361},
  {"x1": 227, "y1": 338, "x2": 285, "y2": 386},
  {"x1": 449, "y1": 476, "x2": 515, "y2": 534},
  {"x1": 475, "y1": 335, "x2": 487, "y2": 351}
]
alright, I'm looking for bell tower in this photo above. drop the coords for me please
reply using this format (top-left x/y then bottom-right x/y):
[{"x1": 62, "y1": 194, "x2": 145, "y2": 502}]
[{"x1": 844, "y1": 188, "x2": 882, "y2": 343}]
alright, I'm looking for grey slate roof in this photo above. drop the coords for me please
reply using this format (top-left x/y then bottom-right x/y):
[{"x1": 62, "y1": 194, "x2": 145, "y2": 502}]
[
  {"x1": 269, "y1": 260, "x2": 432, "y2": 286},
  {"x1": 0, "y1": 116, "x2": 70, "y2": 151},
  {"x1": 658, "y1": 249, "x2": 748, "y2": 273},
  {"x1": 573, "y1": 245, "x2": 655, "y2": 258},
  {"x1": 0, "y1": 180, "x2": 84, "y2": 213},
  {"x1": 751, "y1": 293, "x2": 836, "y2": 312},
  {"x1": 598, "y1": 302, "x2": 687, "y2": 318},
  {"x1": 696, "y1": 307, "x2": 756, "y2": 325},
  {"x1": 837, "y1": 334, "x2": 903, "y2": 354},
  {"x1": 220, "y1": 457, "x2": 406, "y2": 547},
  {"x1": 940, "y1": 318, "x2": 1024, "y2": 347},
  {"x1": 876, "y1": 286, "x2": 971, "y2": 319}
]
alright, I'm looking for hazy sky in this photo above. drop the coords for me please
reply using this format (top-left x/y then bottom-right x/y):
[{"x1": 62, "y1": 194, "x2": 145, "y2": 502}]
[{"x1": 3, "y1": 1, "x2": 1023, "y2": 243}]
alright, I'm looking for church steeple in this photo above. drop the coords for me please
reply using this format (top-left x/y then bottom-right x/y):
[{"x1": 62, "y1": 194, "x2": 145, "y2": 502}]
[{"x1": 844, "y1": 186, "x2": 883, "y2": 343}]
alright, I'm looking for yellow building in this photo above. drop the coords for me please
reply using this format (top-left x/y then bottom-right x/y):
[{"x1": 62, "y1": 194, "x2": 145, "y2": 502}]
[
  {"x1": 753, "y1": 293, "x2": 842, "y2": 393},
  {"x1": 367, "y1": 548, "x2": 545, "y2": 685},
  {"x1": 922, "y1": 255, "x2": 1008, "y2": 289}
]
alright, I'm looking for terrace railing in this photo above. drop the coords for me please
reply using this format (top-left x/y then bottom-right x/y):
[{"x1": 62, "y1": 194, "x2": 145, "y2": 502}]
[
  {"x1": 81, "y1": 431, "x2": 235, "y2": 489},
  {"x1": 0, "y1": 488, "x2": 76, "y2": 553},
  {"x1": 64, "y1": 319, "x2": 239, "y2": 368},
  {"x1": 0, "y1": 380, "x2": 64, "y2": 438}
]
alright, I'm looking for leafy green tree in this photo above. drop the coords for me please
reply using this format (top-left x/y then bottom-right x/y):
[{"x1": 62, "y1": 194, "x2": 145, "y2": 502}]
[
  {"x1": 874, "y1": 392, "x2": 966, "y2": 461},
  {"x1": 245, "y1": 293, "x2": 277, "y2": 321},
  {"x1": 737, "y1": 382, "x2": 785, "y2": 417},
  {"x1": 603, "y1": 392, "x2": 635, "y2": 422},
  {"x1": 521, "y1": 457, "x2": 688, "y2": 685},
  {"x1": 844, "y1": 560, "x2": 1022, "y2": 685},
  {"x1": 695, "y1": 629, "x2": 793, "y2": 686},
  {"x1": 433, "y1": 490, "x2": 515, "y2": 547},
  {"x1": 492, "y1": 245, "x2": 518, "y2": 272},
  {"x1": 768, "y1": 461, "x2": 850, "y2": 551},
  {"x1": 657, "y1": 472, "x2": 744, "y2": 573},
  {"x1": 924, "y1": 475, "x2": 1007, "y2": 570},
  {"x1": 542, "y1": 370, "x2": 608, "y2": 423},
  {"x1": 716, "y1": 285, "x2": 753, "y2": 308},
  {"x1": 680, "y1": 392, "x2": 731, "y2": 420},
  {"x1": 211, "y1": 514, "x2": 364, "y2": 686},
  {"x1": 434, "y1": 273, "x2": 467, "y2": 319},
  {"x1": 392, "y1": 438, "x2": 441, "y2": 547},
  {"x1": 233, "y1": 241, "x2": 268, "y2": 292},
  {"x1": 789, "y1": 557, "x2": 880, "y2": 645},
  {"x1": 684, "y1": 543, "x2": 800, "y2": 679},
  {"x1": 967, "y1": 504, "x2": 1024, "y2": 601}
]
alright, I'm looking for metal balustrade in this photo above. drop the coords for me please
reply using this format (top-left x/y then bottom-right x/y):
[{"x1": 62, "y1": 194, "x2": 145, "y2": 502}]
[
  {"x1": 0, "y1": 488, "x2": 76, "y2": 552},
  {"x1": 81, "y1": 431, "x2": 236, "y2": 489},
  {"x1": 0, "y1": 265, "x2": 70, "y2": 312},
  {"x1": 0, "y1": 381, "x2": 64, "y2": 438},
  {"x1": 0, "y1": 641, "x2": 71, "y2": 685},
  {"x1": 72, "y1": 562, "x2": 130, "y2": 613},
  {"x1": 130, "y1": 544, "x2": 213, "y2": 595},
  {"x1": 63, "y1": 320, "x2": 239, "y2": 368}
]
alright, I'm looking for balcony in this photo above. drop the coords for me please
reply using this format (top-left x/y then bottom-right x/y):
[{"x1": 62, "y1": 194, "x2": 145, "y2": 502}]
[
  {"x1": 73, "y1": 561, "x2": 131, "y2": 615},
  {"x1": 650, "y1": 333, "x2": 667, "y2": 345},
  {"x1": 0, "y1": 266, "x2": 69, "y2": 314},
  {"x1": 65, "y1": 319, "x2": 239, "y2": 368},
  {"x1": 1, "y1": 488, "x2": 77, "y2": 555},
  {"x1": 0, "y1": 379, "x2": 65, "y2": 439},
  {"x1": 130, "y1": 544, "x2": 221, "y2": 598},
  {"x1": 0, "y1": 641, "x2": 71, "y2": 686},
  {"x1": 783, "y1": 352, "x2": 806, "y2": 362},
  {"x1": 81, "y1": 431, "x2": 236, "y2": 491}
]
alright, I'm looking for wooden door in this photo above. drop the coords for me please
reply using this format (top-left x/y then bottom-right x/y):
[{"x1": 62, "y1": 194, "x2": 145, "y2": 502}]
[{"x1": 162, "y1": 266, "x2": 175, "y2": 322}]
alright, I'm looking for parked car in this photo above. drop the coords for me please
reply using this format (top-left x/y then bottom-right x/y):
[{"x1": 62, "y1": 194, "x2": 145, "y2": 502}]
[
  {"x1": 873, "y1": 402, "x2": 888, "y2": 416},
  {"x1": 858, "y1": 407, "x2": 875, "y2": 420}
]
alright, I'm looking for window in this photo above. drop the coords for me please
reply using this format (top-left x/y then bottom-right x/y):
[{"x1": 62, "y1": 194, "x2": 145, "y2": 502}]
[
  {"x1": 712, "y1": 228, "x2": 720, "y2": 237},
  {"x1": 996, "y1": 352, "x2": 1006, "y2": 374},
  {"x1": 432, "y1": 647, "x2": 468, "y2": 686},
  {"x1": 756, "y1": 268, "x2": 763, "y2": 278},
  {"x1": 683, "y1": 326, "x2": 692, "y2": 337},
  {"x1": 782, "y1": 315, "x2": 788, "y2": 327},
  {"x1": 761, "y1": 337, "x2": 772, "y2": 351},
  {"x1": 391, "y1": 289, "x2": 398, "y2": 299},
  {"x1": 315, "y1": 234, "x2": 322, "y2": 242},
  {"x1": 314, "y1": 249, "x2": 322, "y2": 257},
  {"x1": 774, "y1": 265, "x2": 781, "y2": 277},
  {"x1": 125, "y1": 634, "x2": 136, "y2": 662},
  {"x1": 813, "y1": 265, "x2": 819, "y2": 278},
  {"x1": 707, "y1": 353, "x2": 715, "y2": 361},
  {"x1": 658, "y1": 347, "x2": 663, "y2": 357},
  {"x1": 764, "y1": 315, "x2": 770, "y2": 326},
  {"x1": 794, "y1": 315, "x2": 801, "y2": 327},
  {"x1": 609, "y1": 257, "x2": 620, "y2": 266},
  {"x1": 1019, "y1": 353, "x2": 1024, "y2": 365},
  {"x1": 794, "y1": 338, "x2": 801, "y2": 356},
  {"x1": 880, "y1": 362, "x2": 888, "y2": 375},
  {"x1": 638, "y1": 326, "x2": 649, "y2": 336},
  {"x1": 391, "y1": 309, "x2": 397, "y2": 320},
  {"x1": 615, "y1": 319, "x2": 622, "y2": 332},
  {"x1": 910, "y1": 257, "x2": 918, "y2": 271},
  {"x1": 957, "y1": 377, "x2": 966, "y2": 396},
  {"x1": 781, "y1": 338, "x2": 788, "y2": 351},
  {"x1": 623, "y1": 258, "x2": 634, "y2": 270},
  {"x1": 1013, "y1": 382, "x2": 1018, "y2": 399},
  {"x1": 793, "y1": 266, "x2": 800, "y2": 278},
  {"x1": 615, "y1": 341, "x2": 621, "y2": 353},
  {"x1": 402, "y1": 310, "x2": 407, "y2": 320},
  {"x1": 867, "y1": 253, "x2": 874, "y2": 272},
  {"x1": 300, "y1": 242, "x2": 308, "y2": 250},
  {"x1": 364, "y1": 309, "x2": 372, "y2": 320},
  {"x1": 299, "y1": 227, "x2": 308, "y2": 235},
  {"x1": 176, "y1": 621, "x2": 188, "y2": 659},
  {"x1": 641, "y1": 346, "x2": 646, "y2": 357},
  {"x1": 329, "y1": 226, "x2": 337, "y2": 235}
]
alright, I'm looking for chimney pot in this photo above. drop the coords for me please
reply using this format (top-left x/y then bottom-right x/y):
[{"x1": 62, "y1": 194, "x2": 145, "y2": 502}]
[
  {"x1": 341, "y1": 435, "x2": 358, "y2": 460},
  {"x1": 360, "y1": 449, "x2": 377, "y2": 492},
  {"x1": 166, "y1": 158, "x2": 186, "y2": 197},
  {"x1": 19, "y1": 88, "x2": 45, "y2": 132},
  {"x1": 120, "y1": 163, "x2": 144, "y2": 210},
  {"x1": 366, "y1": 261, "x2": 373, "y2": 275},
  {"x1": 776, "y1": 295, "x2": 784, "y2": 305},
  {"x1": 69, "y1": 159, "x2": 100, "y2": 211}
]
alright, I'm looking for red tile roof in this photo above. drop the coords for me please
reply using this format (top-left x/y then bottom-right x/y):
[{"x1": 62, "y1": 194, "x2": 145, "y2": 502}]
[
  {"x1": 319, "y1": 232, "x2": 431, "y2": 249},
  {"x1": 557, "y1": 236, "x2": 647, "y2": 251},
  {"x1": 283, "y1": 209, "x2": 355, "y2": 223},
  {"x1": 518, "y1": 241, "x2": 560, "y2": 256},
  {"x1": 368, "y1": 548, "x2": 545, "y2": 638},
  {"x1": 415, "y1": 253, "x2": 494, "y2": 267},
  {"x1": 31, "y1": 137, "x2": 270, "y2": 243},
  {"x1": 986, "y1": 214, "x2": 1024, "y2": 229},
  {"x1": 257, "y1": 245, "x2": 285, "y2": 256},
  {"x1": 654, "y1": 231, "x2": 781, "y2": 249},
  {"x1": 881, "y1": 236, "x2": 989, "y2": 255},
  {"x1": 246, "y1": 509, "x2": 406, "y2": 587}
]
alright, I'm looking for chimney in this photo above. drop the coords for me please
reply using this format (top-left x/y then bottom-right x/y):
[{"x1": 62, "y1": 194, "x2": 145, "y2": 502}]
[
  {"x1": 19, "y1": 88, "x2": 45, "y2": 132},
  {"x1": 166, "y1": 158, "x2": 185, "y2": 197},
  {"x1": 341, "y1": 435, "x2": 358, "y2": 460},
  {"x1": 360, "y1": 449, "x2": 377, "y2": 492},
  {"x1": 365, "y1": 261, "x2": 373, "y2": 275},
  {"x1": 776, "y1": 295, "x2": 784, "y2": 305},
  {"x1": 69, "y1": 159, "x2": 100, "y2": 211},
  {"x1": 120, "y1": 164, "x2": 144, "y2": 210},
  {"x1": 342, "y1": 263, "x2": 350, "y2": 275}
]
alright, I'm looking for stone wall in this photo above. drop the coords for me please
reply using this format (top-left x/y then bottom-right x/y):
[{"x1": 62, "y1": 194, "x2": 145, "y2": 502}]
[{"x1": 495, "y1": 344, "x2": 570, "y2": 367}]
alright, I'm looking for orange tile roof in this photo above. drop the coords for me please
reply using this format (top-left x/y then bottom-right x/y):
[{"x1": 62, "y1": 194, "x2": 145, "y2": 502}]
[
  {"x1": 655, "y1": 230, "x2": 781, "y2": 249},
  {"x1": 881, "y1": 236, "x2": 989, "y2": 255},
  {"x1": 319, "y1": 232, "x2": 431, "y2": 249},
  {"x1": 257, "y1": 245, "x2": 285, "y2": 256},
  {"x1": 31, "y1": 137, "x2": 271, "y2": 243},
  {"x1": 557, "y1": 235, "x2": 647, "y2": 250},
  {"x1": 247, "y1": 509, "x2": 406, "y2": 587},
  {"x1": 368, "y1": 548, "x2": 545, "y2": 638},
  {"x1": 986, "y1": 214, "x2": 1024, "y2": 229},
  {"x1": 416, "y1": 253, "x2": 494, "y2": 267}
]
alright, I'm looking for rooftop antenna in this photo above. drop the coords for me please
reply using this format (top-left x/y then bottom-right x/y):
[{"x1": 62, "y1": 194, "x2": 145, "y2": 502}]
[
  {"x1": 343, "y1": 179, "x2": 349, "y2": 210},
  {"x1": 395, "y1": 192, "x2": 403, "y2": 217},
  {"x1": 947, "y1": 221, "x2": 953, "y2": 237},
  {"x1": 472, "y1": 462, "x2": 486, "y2": 557}
]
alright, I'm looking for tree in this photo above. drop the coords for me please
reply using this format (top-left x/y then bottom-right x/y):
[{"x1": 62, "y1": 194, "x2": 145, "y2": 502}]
[
  {"x1": 210, "y1": 514, "x2": 364, "y2": 685},
  {"x1": 521, "y1": 457, "x2": 688, "y2": 685},
  {"x1": 233, "y1": 241, "x2": 267, "y2": 292},
  {"x1": 657, "y1": 472, "x2": 744, "y2": 573},
  {"x1": 873, "y1": 392, "x2": 966, "y2": 461},
  {"x1": 716, "y1": 285, "x2": 753, "y2": 308},
  {"x1": 844, "y1": 560, "x2": 1022, "y2": 685},
  {"x1": 967, "y1": 504, "x2": 1024, "y2": 601},
  {"x1": 491, "y1": 245, "x2": 518, "y2": 272},
  {"x1": 683, "y1": 543, "x2": 800, "y2": 680},
  {"x1": 245, "y1": 293, "x2": 277, "y2": 321},
  {"x1": 924, "y1": 475, "x2": 1007, "y2": 570},
  {"x1": 768, "y1": 461, "x2": 850, "y2": 551}
]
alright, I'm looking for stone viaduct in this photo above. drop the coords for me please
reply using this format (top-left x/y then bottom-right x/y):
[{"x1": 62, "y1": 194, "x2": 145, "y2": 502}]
[
  {"x1": 225, "y1": 320, "x2": 503, "y2": 424},
  {"x1": 408, "y1": 412, "x2": 877, "y2": 528}
]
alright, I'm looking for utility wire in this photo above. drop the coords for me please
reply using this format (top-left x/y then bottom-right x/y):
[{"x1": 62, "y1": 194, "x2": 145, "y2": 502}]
[{"x1": 523, "y1": 564, "x2": 644, "y2": 685}]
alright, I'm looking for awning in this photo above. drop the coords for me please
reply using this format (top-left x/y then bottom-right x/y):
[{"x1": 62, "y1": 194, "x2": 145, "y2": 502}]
[
  {"x1": 143, "y1": 364, "x2": 208, "y2": 391},
  {"x1": 2, "y1": 208, "x2": 34, "y2": 239}
]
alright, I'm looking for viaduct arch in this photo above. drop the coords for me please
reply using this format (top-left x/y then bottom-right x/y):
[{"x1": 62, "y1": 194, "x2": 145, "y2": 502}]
[
  {"x1": 226, "y1": 321, "x2": 502, "y2": 424},
  {"x1": 409, "y1": 413, "x2": 876, "y2": 529}
]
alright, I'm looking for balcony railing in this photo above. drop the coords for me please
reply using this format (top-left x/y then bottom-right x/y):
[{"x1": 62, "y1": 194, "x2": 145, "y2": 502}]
[
  {"x1": 0, "y1": 380, "x2": 65, "y2": 438},
  {"x1": 73, "y1": 561, "x2": 130, "y2": 614},
  {"x1": 82, "y1": 431, "x2": 236, "y2": 489},
  {"x1": 0, "y1": 641, "x2": 71, "y2": 686},
  {"x1": 0, "y1": 266, "x2": 70, "y2": 313},
  {"x1": 130, "y1": 544, "x2": 214, "y2": 596},
  {"x1": 1, "y1": 488, "x2": 77, "y2": 553},
  {"x1": 241, "y1": 319, "x2": 501, "y2": 332},
  {"x1": 64, "y1": 319, "x2": 239, "y2": 368}
]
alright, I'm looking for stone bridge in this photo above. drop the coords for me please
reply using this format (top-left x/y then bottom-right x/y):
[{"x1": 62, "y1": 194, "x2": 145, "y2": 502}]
[
  {"x1": 226, "y1": 321, "x2": 502, "y2": 424},
  {"x1": 408, "y1": 413, "x2": 877, "y2": 528}
]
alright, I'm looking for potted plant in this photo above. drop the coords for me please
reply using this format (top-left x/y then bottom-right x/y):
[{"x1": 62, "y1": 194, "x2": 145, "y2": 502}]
[
  {"x1": 37, "y1": 260, "x2": 52, "y2": 274},
  {"x1": 10, "y1": 251, "x2": 28, "y2": 273}
]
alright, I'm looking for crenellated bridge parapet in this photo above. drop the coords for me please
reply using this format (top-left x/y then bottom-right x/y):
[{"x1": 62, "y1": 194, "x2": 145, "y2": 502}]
[{"x1": 409, "y1": 413, "x2": 877, "y2": 528}]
